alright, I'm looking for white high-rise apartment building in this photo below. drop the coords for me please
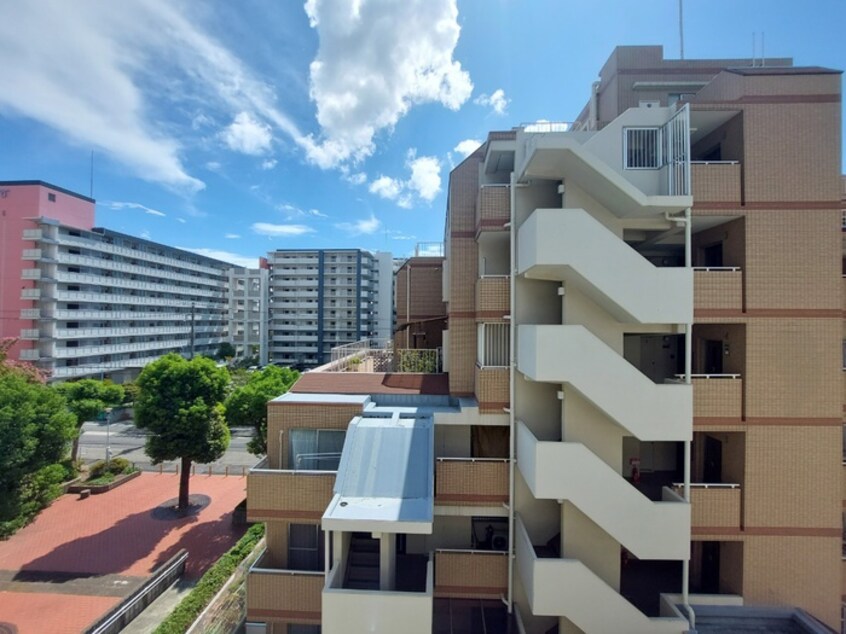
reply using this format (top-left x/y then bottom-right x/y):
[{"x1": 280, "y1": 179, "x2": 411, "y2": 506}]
[{"x1": 266, "y1": 249, "x2": 393, "y2": 369}]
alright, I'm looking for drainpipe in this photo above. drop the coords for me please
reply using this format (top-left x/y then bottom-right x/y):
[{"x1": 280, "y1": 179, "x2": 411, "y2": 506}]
[
  {"x1": 681, "y1": 206, "x2": 695, "y2": 630},
  {"x1": 506, "y1": 171, "x2": 517, "y2": 613}
]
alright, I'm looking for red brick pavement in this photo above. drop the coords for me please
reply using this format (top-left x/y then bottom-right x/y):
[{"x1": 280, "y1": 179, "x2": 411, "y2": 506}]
[{"x1": 0, "y1": 473, "x2": 248, "y2": 633}]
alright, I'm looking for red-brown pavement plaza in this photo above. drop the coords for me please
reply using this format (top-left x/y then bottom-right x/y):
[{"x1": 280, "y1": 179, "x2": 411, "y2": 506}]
[{"x1": 0, "y1": 473, "x2": 247, "y2": 634}]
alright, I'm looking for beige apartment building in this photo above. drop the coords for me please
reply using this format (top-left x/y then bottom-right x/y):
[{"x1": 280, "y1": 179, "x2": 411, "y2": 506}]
[{"x1": 244, "y1": 46, "x2": 843, "y2": 634}]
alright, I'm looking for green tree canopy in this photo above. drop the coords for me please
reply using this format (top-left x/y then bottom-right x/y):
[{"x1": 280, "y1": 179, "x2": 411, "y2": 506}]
[
  {"x1": 0, "y1": 359, "x2": 76, "y2": 526},
  {"x1": 215, "y1": 342, "x2": 237, "y2": 361},
  {"x1": 135, "y1": 354, "x2": 230, "y2": 508},
  {"x1": 54, "y1": 378, "x2": 125, "y2": 462},
  {"x1": 225, "y1": 365, "x2": 299, "y2": 455}
]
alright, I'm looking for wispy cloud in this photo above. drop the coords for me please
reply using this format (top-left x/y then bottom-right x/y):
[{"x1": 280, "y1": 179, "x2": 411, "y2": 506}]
[
  {"x1": 224, "y1": 233, "x2": 241, "y2": 239},
  {"x1": 454, "y1": 139, "x2": 482, "y2": 158},
  {"x1": 336, "y1": 214, "x2": 381, "y2": 236},
  {"x1": 260, "y1": 158, "x2": 277, "y2": 170},
  {"x1": 251, "y1": 222, "x2": 315, "y2": 237},
  {"x1": 180, "y1": 247, "x2": 257, "y2": 268},
  {"x1": 277, "y1": 203, "x2": 328, "y2": 220},
  {"x1": 474, "y1": 89, "x2": 509, "y2": 115},
  {"x1": 102, "y1": 201, "x2": 167, "y2": 217}
]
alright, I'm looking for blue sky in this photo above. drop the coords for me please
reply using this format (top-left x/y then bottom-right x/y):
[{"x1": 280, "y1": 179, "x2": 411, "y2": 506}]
[{"x1": 0, "y1": 0, "x2": 843, "y2": 267}]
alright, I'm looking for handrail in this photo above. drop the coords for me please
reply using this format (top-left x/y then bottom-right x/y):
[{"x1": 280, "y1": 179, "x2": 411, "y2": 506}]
[
  {"x1": 479, "y1": 274, "x2": 510, "y2": 279},
  {"x1": 692, "y1": 266, "x2": 741, "y2": 272},
  {"x1": 675, "y1": 373, "x2": 741, "y2": 379},
  {"x1": 249, "y1": 548, "x2": 326, "y2": 576},
  {"x1": 691, "y1": 160, "x2": 740, "y2": 165},
  {"x1": 435, "y1": 548, "x2": 508, "y2": 555},
  {"x1": 436, "y1": 457, "x2": 509, "y2": 463},
  {"x1": 519, "y1": 121, "x2": 578, "y2": 132},
  {"x1": 672, "y1": 482, "x2": 741, "y2": 490}
]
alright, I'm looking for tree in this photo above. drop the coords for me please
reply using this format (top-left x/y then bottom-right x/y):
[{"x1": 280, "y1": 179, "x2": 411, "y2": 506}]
[
  {"x1": 215, "y1": 342, "x2": 236, "y2": 361},
  {"x1": 54, "y1": 379, "x2": 124, "y2": 462},
  {"x1": 135, "y1": 354, "x2": 230, "y2": 509},
  {"x1": 225, "y1": 365, "x2": 299, "y2": 455},
  {"x1": 0, "y1": 341, "x2": 75, "y2": 534}
]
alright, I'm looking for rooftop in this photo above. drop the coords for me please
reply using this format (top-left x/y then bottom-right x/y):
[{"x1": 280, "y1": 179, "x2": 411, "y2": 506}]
[{"x1": 291, "y1": 371, "x2": 449, "y2": 396}]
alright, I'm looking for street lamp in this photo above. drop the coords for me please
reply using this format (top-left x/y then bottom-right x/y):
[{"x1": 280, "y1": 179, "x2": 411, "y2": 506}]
[{"x1": 105, "y1": 407, "x2": 113, "y2": 463}]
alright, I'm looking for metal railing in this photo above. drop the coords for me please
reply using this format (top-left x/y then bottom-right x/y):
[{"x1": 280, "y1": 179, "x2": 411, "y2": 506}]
[
  {"x1": 693, "y1": 266, "x2": 741, "y2": 272},
  {"x1": 323, "y1": 338, "x2": 442, "y2": 373}
]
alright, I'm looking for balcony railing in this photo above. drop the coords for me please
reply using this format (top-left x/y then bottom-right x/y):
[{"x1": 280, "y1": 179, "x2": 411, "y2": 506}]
[
  {"x1": 247, "y1": 458, "x2": 335, "y2": 522},
  {"x1": 435, "y1": 458, "x2": 509, "y2": 507},
  {"x1": 672, "y1": 483, "x2": 741, "y2": 530},
  {"x1": 476, "y1": 185, "x2": 510, "y2": 231},
  {"x1": 693, "y1": 268, "x2": 743, "y2": 313},
  {"x1": 476, "y1": 276, "x2": 509, "y2": 316},
  {"x1": 691, "y1": 161, "x2": 741, "y2": 204},
  {"x1": 323, "y1": 338, "x2": 442, "y2": 373},
  {"x1": 247, "y1": 551, "x2": 324, "y2": 624},
  {"x1": 684, "y1": 375, "x2": 743, "y2": 421},
  {"x1": 434, "y1": 549, "x2": 508, "y2": 599}
]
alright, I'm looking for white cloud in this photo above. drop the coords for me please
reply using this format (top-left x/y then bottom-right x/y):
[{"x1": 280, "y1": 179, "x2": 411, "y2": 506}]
[
  {"x1": 225, "y1": 233, "x2": 241, "y2": 239},
  {"x1": 301, "y1": 0, "x2": 473, "y2": 168},
  {"x1": 260, "y1": 158, "x2": 277, "y2": 170},
  {"x1": 407, "y1": 154, "x2": 441, "y2": 201},
  {"x1": 336, "y1": 214, "x2": 381, "y2": 236},
  {"x1": 222, "y1": 111, "x2": 273, "y2": 155},
  {"x1": 369, "y1": 176, "x2": 404, "y2": 201},
  {"x1": 177, "y1": 218, "x2": 187, "y2": 224},
  {"x1": 368, "y1": 148, "x2": 442, "y2": 207},
  {"x1": 344, "y1": 171, "x2": 368, "y2": 186},
  {"x1": 251, "y1": 222, "x2": 315, "y2": 237},
  {"x1": 205, "y1": 161, "x2": 222, "y2": 172},
  {"x1": 278, "y1": 203, "x2": 328, "y2": 219},
  {"x1": 180, "y1": 247, "x2": 257, "y2": 268},
  {"x1": 103, "y1": 201, "x2": 167, "y2": 217},
  {"x1": 140, "y1": 230, "x2": 152, "y2": 240},
  {"x1": 454, "y1": 139, "x2": 482, "y2": 158},
  {"x1": 474, "y1": 89, "x2": 509, "y2": 115}
]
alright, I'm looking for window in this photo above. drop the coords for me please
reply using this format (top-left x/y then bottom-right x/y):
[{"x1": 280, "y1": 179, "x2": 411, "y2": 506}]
[
  {"x1": 47, "y1": 193, "x2": 56, "y2": 202},
  {"x1": 477, "y1": 323, "x2": 510, "y2": 367},
  {"x1": 288, "y1": 524, "x2": 325, "y2": 571},
  {"x1": 288, "y1": 625, "x2": 321, "y2": 634},
  {"x1": 624, "y1": 127, "x2": 661, "y2": 169},
  {"x1": 288, "y1": 429, "x2": 345, "y2": 470}
]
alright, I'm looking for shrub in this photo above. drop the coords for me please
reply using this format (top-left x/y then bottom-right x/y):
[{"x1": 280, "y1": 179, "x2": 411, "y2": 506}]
[
  {"x1": 153, "y1": 523, "x2": 265, "y2": 634},
  {"x1": 88, "y1": 457, "x2": 133, "y2": 480}
]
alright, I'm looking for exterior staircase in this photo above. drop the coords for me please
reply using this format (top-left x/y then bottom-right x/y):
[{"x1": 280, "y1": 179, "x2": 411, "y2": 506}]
[{"x1": 344, "y1": 532, "x2": 380, "y2": 590}]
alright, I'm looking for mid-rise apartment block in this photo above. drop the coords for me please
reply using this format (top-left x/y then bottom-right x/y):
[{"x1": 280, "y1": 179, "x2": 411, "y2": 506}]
[
  {"x1": 229, "y1": 264, "x2": 270, "y2": 366},
  {"x1": 1, "y1": 180, "x2": 246, "y2": 382},
  {"x1": 266, "y1": 249, "x2": 393, "y2": 369},
  {"x1": 244, "y1": 46, "x2": 843, "y2": 634}
]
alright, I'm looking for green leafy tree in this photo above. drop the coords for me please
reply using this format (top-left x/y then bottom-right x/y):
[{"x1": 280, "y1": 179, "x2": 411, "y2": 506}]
[
  {"x1": 54, "y1": 379, "x2": 124, "y2": 462},
  {"x1": 215, "y1": 342, "x2": 237, "y2": 361},
  {"x1": 225, "y1": 365, "x2": 299, "y2": 455},
  {"x1": 0, "y1": 346, "x2": 76, "y2": 534},
  {"x1": 135, "y1": 354, "x2": 230, "y2": 509}
]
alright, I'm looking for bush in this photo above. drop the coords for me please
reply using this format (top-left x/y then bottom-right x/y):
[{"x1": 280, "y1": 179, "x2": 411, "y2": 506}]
[
  {"x1": 153, "y1": 523, "x2": 265, "y2": 634},
  {"x1": 88, "y1": 457, "x2": 133, "y2": 480},
  {"x1": 0, "y1": 464, "x2": 66, "y2": 539}
]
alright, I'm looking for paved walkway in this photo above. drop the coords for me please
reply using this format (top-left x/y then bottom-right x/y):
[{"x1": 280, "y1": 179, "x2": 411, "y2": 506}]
[{"x1": 0, "y1": 473, "x2": 247, "y2": 634}]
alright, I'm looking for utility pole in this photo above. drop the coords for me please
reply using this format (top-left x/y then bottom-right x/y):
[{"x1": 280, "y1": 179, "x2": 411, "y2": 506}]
[{"x1": 190, "y1": 301, "x2": 196, "y2": 359}]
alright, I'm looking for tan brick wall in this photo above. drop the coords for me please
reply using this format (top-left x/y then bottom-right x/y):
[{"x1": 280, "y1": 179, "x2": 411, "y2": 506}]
[
  {"x1": 396, "y1": 257, "x2": 446, "y2": 325},
  {"x1": 266, "y1": 402, "x2": 362, "y2": 469},
  {"x1": 477, "y1": 186, "x2": 510, "y2": 231},
  {"x1": 692, "y1": 162, "x2": 741, "y2": 203},
  {"x1": 435, "y1": 459, "x2": 508, "y2": 506},
  {"x1": 742, "y1": 535, "x2": 841, "y2": 630},
  {"x1": 743, "y1": 426, "x2": 841, "y2": 530},
  {"x1": 265, "y1": 522, "x2": 288, "y2": 568},
  {"x1": 693, "y1": 378, "x2": 743, "y2": 421},
  {"x1": 744, "y1": 210, "x2": 841, "y2": 311},
  {"x1": 449, "y1": 318, "x2": 477, "y2": 395},
  {"x1": 474, "y1": 366, "x2": 509, "y2": 412},
  {"x1": 434, "y1": 551, "x2": 508, "y2": 598},
  {"x1": 694, "y1": 270, "x2": 743, "y2": 313},
  {"x1": 744, "y1": 319, "x2": 840, "y2": 420},
  {"x1": 247, "y1": 569, "x2": 323, "y2": 623},
  {"x1": 247, "y1": 471, "x2": 334, "y2": 522},
  {"x1": 476, "y1": 276, "x2": 509, "y2": 317},
  {"x1": 841, "y1": 464, "x2": 846, "y2": 503}
]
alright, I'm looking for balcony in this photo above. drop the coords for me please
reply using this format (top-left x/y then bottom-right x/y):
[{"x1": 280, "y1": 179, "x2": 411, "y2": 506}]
[
  {"x1": 322, "y1": 553, "x2": 433, "y2": 634},
  {"x1": 475, "y1": 276, "x2": 509, "y2": 317},
  {"x1": 323, "y1": 339, "x2": 442, "y2": 373},
  {"x1": 22, "y1": 229, "x2": 42, "y2": 240},
  {"x1": 694, "y1": 268, "x2": 743, "y2": 314},
  {"x1": 474, "y1": 366, "x2": 509, "y2": 413},
  {"x1": 19, "y1": 349, "x2": 40, "y2": 361},
  {"x1": 475, "y1": 185, "x2": 510, "y2": 232},
  {"x1": 19, "y1": 329, "x2": 40, "y2": 340},
  {"x1": 247, "y1": 458, "x2": 335, "y2": 522},
  {"x1": 22, "y1": 248, "x2": 41, "y2": 260},
  {"x1": 21, "y1": 268, "x2": 41, "y2": 280},
  {"x1": 52, "y1": 338, "x2": 189, "y2": 358},
  {"x1": 20, "y1": 309, "x2": 40, "y2": 319},
  {"x1": 514, "y1": 516, "x2": 688, "y2": 633},
  {"x1": 21, "y1": 288, "x2": 41, "y2": 300},
  {"x1": 691, "y1": 375, "x2": 743, "y2": 422},
  {"x1": 58, "y1": 253, "x2": 226, "y2": 289},
  {"x1": 672, "y1": 484, "x2": 741, "y2": 531},
  {"x1": 435, "y1": 458, "x2": 508, "y2": 507},
  {"x1": 434, "y1": 550, "x2": 507, "y2": 599},
  {"x1": 691, "y1": 162, "x2": 741, "y2": 204},
  {"x1": 247, "y1": 552, "x2": 323, "y2": 624}
]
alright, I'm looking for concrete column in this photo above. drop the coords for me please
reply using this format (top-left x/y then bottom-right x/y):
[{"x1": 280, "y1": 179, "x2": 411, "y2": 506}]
[{"x1": 378, "y1": 532, "x2": 396, "y2": 590}]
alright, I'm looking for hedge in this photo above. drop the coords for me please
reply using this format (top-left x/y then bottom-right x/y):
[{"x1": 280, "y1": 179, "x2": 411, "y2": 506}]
[{"x1": 153, "y1": 522, "x2": 265, "y2": 634}]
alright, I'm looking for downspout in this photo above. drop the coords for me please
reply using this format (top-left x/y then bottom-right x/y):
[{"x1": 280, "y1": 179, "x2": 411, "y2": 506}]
[
  {"x1": 680, "y1": 206, "x2": 695, "y2": 630},
  {"x1": 506, "y1": 171, "x2": 517, "y2": 613}
]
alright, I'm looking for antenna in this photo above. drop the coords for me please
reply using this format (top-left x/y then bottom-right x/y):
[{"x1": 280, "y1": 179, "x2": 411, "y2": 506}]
[
  {"x1": 751, "y1": 33, "x2": 756, "y2": 67},
  {"x1": 678, "y1": 0, "x2": 685, "y2": 60},
  {"x1": 89, "y1": 150, "x2": 94, "y2": 198}
]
